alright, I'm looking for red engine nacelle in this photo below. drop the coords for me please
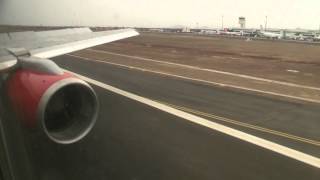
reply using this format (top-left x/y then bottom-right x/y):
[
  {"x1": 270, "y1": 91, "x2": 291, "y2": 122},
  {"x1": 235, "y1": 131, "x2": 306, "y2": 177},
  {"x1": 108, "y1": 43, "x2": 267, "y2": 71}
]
[{"x1": 6, "y1": 58, "x2": 98, "y2": 144}]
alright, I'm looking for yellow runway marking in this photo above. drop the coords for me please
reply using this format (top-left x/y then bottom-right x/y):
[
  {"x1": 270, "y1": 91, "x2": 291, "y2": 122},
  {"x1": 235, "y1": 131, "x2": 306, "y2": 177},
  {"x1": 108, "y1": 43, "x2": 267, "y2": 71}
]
[{"x1": 159, "y1": 101, "x2": 320, "y2": 147}]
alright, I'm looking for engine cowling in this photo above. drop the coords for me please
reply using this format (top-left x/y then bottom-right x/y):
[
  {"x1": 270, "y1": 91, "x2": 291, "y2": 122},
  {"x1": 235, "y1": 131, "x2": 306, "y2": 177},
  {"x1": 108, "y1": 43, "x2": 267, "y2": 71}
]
[{"x1": 6, "y1": 67, "x2": 98, "y2": 144}]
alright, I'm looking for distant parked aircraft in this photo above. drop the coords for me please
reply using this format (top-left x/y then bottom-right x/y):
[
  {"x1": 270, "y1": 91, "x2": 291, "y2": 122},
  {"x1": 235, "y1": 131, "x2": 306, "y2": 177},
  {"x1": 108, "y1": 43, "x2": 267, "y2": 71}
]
[
  {"x1": 258, "y1": 31, "x2": 284, "y2": 39},
  {"x1": 284, "y1": 33, "x2": 299, "y2": 40},
  {"x1": 201, "y1": 29, "x2": 219, "y2": 35},
  {"x1": 313, "y1": 35, "x2": 320, "y2": 41},
  {"x1": 219, "y1": 29, "x2": 243, "y2": 36}
]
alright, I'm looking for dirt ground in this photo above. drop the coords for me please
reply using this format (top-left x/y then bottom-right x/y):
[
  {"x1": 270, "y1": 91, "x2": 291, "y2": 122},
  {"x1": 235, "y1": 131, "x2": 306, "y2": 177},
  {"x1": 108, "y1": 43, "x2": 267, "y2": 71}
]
[{"x1": 93, "y1": 32, "x2": 320, "y2": 87}]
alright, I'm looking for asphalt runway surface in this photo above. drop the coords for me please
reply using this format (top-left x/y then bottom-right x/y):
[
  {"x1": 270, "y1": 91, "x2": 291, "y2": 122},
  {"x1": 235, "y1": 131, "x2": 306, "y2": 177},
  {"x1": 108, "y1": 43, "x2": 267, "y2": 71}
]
[
  {"x1": 0, "y1": 55, "x2": 319, "y2": 179},
  {"x1": 55, "y1": 55, "x2": 320, "y2": 156}
]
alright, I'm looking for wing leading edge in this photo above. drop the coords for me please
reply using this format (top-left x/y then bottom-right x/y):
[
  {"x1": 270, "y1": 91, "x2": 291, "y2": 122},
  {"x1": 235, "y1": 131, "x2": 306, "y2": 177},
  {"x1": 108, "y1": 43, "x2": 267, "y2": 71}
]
[{"x1": 0, "y1": 28, "x2": 139, "y2": 71}]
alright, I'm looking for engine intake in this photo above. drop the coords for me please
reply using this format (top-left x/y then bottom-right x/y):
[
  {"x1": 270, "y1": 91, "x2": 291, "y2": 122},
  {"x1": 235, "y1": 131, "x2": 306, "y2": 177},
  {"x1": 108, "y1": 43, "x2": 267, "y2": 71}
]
[
  {"x1": 38, "y1": 78, "x2": 98, "y2": 144},
  {"x1": 7, "y1": 68, "x2": 98, "y2": 144}
]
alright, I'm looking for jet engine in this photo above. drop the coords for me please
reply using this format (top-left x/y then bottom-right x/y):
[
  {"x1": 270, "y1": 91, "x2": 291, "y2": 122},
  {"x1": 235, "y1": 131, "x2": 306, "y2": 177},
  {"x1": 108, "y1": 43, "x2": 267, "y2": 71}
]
[{"x1": 5, "y1": 57, "x2": 98, "y2": 144}]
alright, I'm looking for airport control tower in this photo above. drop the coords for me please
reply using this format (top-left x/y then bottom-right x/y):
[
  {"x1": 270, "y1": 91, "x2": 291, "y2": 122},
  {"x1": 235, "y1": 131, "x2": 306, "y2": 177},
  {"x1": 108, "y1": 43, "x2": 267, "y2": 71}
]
[{"x1": 239, "y1": 17, "x2": 246, "y2": 29}]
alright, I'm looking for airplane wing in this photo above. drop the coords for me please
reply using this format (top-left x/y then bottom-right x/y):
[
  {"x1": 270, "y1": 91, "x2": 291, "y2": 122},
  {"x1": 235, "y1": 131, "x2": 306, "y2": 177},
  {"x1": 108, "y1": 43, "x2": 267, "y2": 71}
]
[{"x1": 0, "y1": 27, "x2": 139, "y2": 71}]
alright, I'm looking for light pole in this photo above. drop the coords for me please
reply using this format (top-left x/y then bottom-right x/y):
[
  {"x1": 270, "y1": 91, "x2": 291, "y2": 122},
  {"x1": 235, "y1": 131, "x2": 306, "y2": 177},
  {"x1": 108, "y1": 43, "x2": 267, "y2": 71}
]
[
  {"x1": 265, "y1": 16, "x2": 268, "y2": 31},
  {"x1": 222, "y1": 15, "x2": 224, "y2": 29}
]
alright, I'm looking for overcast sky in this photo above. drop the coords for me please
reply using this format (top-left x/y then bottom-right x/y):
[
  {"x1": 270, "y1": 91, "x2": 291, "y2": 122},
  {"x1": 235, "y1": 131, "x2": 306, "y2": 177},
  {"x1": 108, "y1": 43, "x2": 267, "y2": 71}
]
[{"x1": 0, "y1": 0, "x2": 319, "y2": 29}]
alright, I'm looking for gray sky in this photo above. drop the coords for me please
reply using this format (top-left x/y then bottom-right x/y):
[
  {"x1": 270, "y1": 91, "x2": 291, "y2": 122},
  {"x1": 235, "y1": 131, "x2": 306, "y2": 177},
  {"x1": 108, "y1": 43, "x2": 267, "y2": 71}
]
[{"x1": 0, "y1": 0, "x2": 320, "y2": 29}]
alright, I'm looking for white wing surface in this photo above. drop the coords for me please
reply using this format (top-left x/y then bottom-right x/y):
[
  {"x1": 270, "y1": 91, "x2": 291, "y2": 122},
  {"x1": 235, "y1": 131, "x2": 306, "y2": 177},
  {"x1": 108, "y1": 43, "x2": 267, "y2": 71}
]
[{"x1": 0, "y1": 28, "x2": 139, "y2": 71}]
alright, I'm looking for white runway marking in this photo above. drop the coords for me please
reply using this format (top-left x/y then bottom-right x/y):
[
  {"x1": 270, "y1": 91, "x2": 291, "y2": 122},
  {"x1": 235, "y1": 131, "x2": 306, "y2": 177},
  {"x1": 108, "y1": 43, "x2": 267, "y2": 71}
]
[
  {"x1": 88, "y1": 49, "x2": 320, "y2": 91},
  {"x1": 67, "y1": 54, "x2": 320, "y2": 104},
  {"x1": 63, "y1": 68, "x2": 320, "y2": 168}
]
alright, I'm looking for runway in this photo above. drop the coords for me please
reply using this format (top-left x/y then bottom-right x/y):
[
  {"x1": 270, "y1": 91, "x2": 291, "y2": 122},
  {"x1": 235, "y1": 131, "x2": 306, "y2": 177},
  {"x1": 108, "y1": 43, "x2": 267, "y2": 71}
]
[
  {"x1": 1, "y1": 54, "x2": 319, "y2": 179},
  {"x1": 18, "y1": 54, "x2": 315, "y2": 179},
  {"x1": 55, "y1": 55, "x2": 320, "y2": 154}
]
